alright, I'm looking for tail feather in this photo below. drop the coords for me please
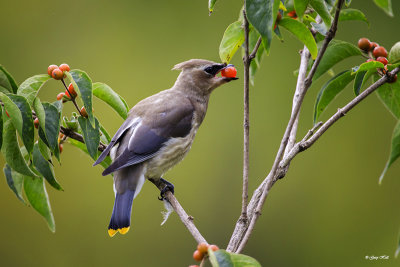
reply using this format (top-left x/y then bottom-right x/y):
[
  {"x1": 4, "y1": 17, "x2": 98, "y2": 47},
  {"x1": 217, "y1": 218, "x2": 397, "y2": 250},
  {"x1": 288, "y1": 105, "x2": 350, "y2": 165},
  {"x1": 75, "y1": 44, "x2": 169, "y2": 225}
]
[{"x1": 108, "y1": 189, "x2": 135, "y2": 237}]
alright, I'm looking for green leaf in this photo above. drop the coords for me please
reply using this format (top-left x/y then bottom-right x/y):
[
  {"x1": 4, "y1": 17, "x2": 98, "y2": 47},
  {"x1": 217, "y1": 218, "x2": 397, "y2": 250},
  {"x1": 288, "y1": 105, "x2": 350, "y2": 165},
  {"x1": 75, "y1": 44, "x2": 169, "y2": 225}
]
[
  {"x1": 0, "y1": 108, "x2": 3, "y2": 150},
  {"x1": 314, "y1": 70, "x2": 355, "y2": 123},
  {"x1": 8, "y1": 94, "x2": 35, "y2": 154},
  {"x1": 313, "y1": 40, "x2": 362, "y2": 81},
  {"x1": 0, "y1": 65, "x2": 18, "y2": 93},
  {"x1": 209, "y1": 0, "x2": 217, "y2": 14},
  {"x1": 32, "y1": 143, "x2": 62, "y2": 191},
  {"x1": 389, "y1": 42, "x2": 400, "y2": 64},
  {"x1": 246, "y1": 0, "x2": 280, "y2": 53},
  {"x1": 294, "y1": 0, "x2": 310, "y2": 18},
  {"x1": 373, "y1": 0, "x2": 393, "y2": 17},
  {"x1": 65, "y1": 70, "x2": 95, "y2": 126},
  {"x1": 379, "y1": 121, "x2": 400, "y2": 184},
  {"x1": 339, "y1": 9, "x2": 369, "y2": 26},
  {"x1": 17, "y1": 74, "x2": 51, "y2": 106},
  {"x1": 99, "y1": 123, "x2": 112, "y2": 144},
  {"x1": 1, "y1": 115, "x2": 37, "y2": 177},
  {"x1": 208, "y1": 249, "x2": 261, "y2": 267},
  {"x1": 4, "y1": 164, "x2": 25, "y2": 203},
  {"x1": 279, "y1": 18, "x2": 318, "y2": 59},
  {"x1": 352, "y1": 61, "x2": 384, "y2": 74},
  {"x1": 38, "y1": 138, "x2": 51, "y2": 161},
  {"x1": 219, "y1": 21, "x2": 245, "y2": 63},
  {"x1": 311, "y1": 22, "x2": 328, "y2": 36},
  {"x1": 375, "y1": 75, "x2": 400, "y2": 119},
  {"x1": 92, "y1": 82, "x2": 129, "y2": 119},
  {"x1": 353, "y1": 68, "x2": 375, "y2": 96},
  {"x1": 24, "y1": 176, "x2": 55, "y2": 232},
  {"x1": 310, "y1": 0, "x2": 332, "y2": 26},
  {"x1": 78, "y1": 116, "x2": 100, "y2": 160},
  {"x1": 41, "y1": 102, "x2": 62, "y2": 152},
  {"x1": 69, "y1": 139, "x2": 111, "y2": 169}
]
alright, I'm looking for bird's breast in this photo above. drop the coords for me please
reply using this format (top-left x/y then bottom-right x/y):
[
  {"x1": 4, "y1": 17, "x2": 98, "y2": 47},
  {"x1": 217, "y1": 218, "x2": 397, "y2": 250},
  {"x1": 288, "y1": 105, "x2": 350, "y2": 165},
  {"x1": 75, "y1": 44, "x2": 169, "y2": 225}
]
[{"x1": 145, "y1": 123, "x2": 199, "y2": 179}]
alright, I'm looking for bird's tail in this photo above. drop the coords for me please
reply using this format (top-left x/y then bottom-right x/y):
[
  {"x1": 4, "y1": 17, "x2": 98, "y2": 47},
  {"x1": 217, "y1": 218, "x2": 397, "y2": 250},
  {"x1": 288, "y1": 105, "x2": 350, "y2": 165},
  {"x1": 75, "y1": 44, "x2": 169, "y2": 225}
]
[{"x1": 108, "y1": 190, "x2": 135, "y2": 237}]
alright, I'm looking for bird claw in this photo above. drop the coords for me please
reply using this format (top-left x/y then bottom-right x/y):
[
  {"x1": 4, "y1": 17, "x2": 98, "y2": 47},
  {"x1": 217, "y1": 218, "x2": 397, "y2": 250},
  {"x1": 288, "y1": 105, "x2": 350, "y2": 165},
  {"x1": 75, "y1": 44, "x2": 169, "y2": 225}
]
[{"x1": 158, "y1": 178, "x2": 175, "y2": 201}]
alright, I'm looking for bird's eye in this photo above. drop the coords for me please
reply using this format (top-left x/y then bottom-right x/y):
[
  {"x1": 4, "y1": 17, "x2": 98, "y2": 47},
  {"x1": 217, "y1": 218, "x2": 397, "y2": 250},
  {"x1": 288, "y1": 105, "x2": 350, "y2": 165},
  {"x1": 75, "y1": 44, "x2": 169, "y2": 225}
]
[{"x1": 204, "y1": 66, "x2": 214, "y2": 75}]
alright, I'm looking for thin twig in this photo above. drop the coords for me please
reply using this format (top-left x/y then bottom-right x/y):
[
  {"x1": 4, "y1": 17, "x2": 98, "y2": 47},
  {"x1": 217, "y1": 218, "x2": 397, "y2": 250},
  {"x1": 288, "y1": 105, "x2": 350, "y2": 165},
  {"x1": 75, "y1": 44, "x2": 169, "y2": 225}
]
[
  {"x1": 61, "y1": 79, "x2": 83, "y2": 116},
  {"x1": 249, "y1": 37, "x2": 262, "y2": 60},
  {"x1": 241, "y1": 6, "x2": 251, "y2": 220},
  {"x1": 227, "y1": 0, "x2": 346, "y2": 253},
  {"x1": 149, "y1": 178, "x2": 207, "y2": 244}
]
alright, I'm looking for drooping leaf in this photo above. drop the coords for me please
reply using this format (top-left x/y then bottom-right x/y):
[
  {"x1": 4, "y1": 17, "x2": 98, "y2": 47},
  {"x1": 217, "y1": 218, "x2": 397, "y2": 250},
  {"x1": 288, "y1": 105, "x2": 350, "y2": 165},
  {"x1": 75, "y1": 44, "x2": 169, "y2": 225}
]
[
  {"x1": 219, "y1": 21, "x2": 245, "y2": 63},
  {"x1": 279, "y1": 18, "x2": 318, "y2": 59},
  {"x1": 32, "y1": 143, "x2": 62, "y2": 191},
  {"x1": 41, "y1": 102, "x2": 61, "y2": 152},
  {"x1": 246, "y1": 0, "x2": 280, "y2": 53},
  {"x1": 353, "y1": 68, "x2": 375, "y2": 96},
  {"x1": 38, "y1": 138, "x2": 51, "y2": 162},
  {"x1": 313, "y1": 40, "x2": 362, "y2": 81},
  {"x1": 33, "y1": 97, "x2": 46, "y2": 133},
  {"x1": 17, "y1": 74, "x2": 51, "y2": 106},
  {"x1": 209, "y1": 0, "x2": 217, "y2": 14},
  {"x1": 373, "y1": 0, "x2": 393, "y2": 17},
  {"x1": 310, "y1": 0, "x2": 332, "y2": 26},
  {"x1": 69, "y1": 139, "x2": 111, "y2": 169},
  {"x1": 7, "y1": 94, "x2": 35, "y2": 154},
  {"x1": 1, "y1": 115, "x2": 37, "y2": 177},
  {"x1": 92, "y1": 82, "x2": 129, "y2": 119},
  {"x1": 208, "y1": 248, "x2": 261, "y2": 267},
  {"x1": 375, "y1": 75, "x2": 400, "y2": 119},
  {"x1": 4, "y1": 164, "x2": 25, "y2": 203},
  {"x1": 0, "y1": 65, "x2": 18, "y2": 93},
  {"x1": 389, "y1": 42, "x2": 400, "y2": 64},
  {"x1": 314, "y1": 70, "x2": 355, "y2": 123},
  {"x1": 24, "y1": 176, "x2": 55, "y2": 232},
  {"x1": 379, "y1": 121, "x2": 400, "y2": 183},
  {"x1": 351, "y1": 61, "x2": 384, "y2": 74},
  {"x1": 294, "y1": 0, "x2": 310, "y2": 18},
  {"x1": 65, "y1": 70, "x2": 94, "y2": 126},
  {"x1": 339, "y1": 8, "x2": 369, "y2": 26},
  {"x1": 78, "y1": 116, "x2": 100, "y2": 160}
]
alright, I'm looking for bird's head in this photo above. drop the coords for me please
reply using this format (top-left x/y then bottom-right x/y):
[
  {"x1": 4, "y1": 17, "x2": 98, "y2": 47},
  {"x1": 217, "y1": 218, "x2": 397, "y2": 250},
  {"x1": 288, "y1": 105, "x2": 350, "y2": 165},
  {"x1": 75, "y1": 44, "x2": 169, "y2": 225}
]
[{"x1": 172, "y1": 59, "x2": 238, "y2": 95}]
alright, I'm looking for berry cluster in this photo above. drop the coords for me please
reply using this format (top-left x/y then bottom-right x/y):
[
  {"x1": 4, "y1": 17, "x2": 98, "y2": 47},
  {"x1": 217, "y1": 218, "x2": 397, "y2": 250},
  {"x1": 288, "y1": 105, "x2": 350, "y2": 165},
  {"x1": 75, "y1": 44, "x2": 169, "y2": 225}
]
[
  {"x1": 191, "y1": 242, "x2": 219, "y2": 264},
  {"x1": 357, "y1": 38, "x2": 397, "y2": 83},
  {"x1": 47, "y1": 64, "x2": 70, "y2": 80}
]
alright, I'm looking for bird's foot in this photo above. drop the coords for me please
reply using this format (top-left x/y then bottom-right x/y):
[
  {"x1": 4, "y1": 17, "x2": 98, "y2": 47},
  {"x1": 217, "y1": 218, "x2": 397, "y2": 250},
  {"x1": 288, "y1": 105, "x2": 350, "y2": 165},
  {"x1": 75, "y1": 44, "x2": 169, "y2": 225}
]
[{"x1": 158, "y1": 178, "x2": 175, "y2": 201}]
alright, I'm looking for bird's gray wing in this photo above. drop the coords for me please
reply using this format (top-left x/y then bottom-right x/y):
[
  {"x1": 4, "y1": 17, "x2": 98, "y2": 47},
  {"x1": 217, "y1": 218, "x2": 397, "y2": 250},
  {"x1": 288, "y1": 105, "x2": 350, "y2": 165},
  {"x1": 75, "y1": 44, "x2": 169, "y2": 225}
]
[
  {"x1": 101, "y1": 103, "x2": 194, "y2": 176},
  {"x1": 93, "y1": 117, "x2": 140, "y2": 167}
]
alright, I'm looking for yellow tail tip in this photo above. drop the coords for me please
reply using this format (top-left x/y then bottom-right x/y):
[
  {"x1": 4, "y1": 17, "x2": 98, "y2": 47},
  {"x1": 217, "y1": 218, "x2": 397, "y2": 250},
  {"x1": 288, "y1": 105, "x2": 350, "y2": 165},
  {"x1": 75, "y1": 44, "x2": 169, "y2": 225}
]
[
  {"x1": 118, "y1": 227, "x2": 130, "y2": 234},
  {"x1": 108, "y1": 229, "x2": 118, "y2": 237}
]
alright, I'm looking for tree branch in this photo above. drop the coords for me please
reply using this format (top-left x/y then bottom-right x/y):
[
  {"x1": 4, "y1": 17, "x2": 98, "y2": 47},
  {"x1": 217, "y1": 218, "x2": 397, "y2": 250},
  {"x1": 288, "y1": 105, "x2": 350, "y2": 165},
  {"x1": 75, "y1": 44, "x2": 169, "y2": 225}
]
[
  {"x1": 149, "y1": 178, "x2": 207, "y2": 244},
  {"x1": 227, "y1": 0, "x2": 346, "y2": 253}
]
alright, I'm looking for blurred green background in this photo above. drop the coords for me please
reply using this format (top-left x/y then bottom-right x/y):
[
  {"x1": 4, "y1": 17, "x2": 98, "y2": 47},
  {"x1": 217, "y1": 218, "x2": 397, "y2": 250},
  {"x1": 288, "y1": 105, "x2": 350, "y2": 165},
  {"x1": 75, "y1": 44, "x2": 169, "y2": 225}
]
[{"x1": 1, "y1": 0, "x2": 400, "y2": 266}]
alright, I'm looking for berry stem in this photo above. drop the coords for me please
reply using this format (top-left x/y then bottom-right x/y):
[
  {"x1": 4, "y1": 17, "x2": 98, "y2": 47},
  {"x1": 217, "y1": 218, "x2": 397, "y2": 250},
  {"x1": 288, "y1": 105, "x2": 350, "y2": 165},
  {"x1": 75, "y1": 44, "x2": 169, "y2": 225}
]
[{"x1": 61, "y1": 79, "x2": 83, "y2": 116}]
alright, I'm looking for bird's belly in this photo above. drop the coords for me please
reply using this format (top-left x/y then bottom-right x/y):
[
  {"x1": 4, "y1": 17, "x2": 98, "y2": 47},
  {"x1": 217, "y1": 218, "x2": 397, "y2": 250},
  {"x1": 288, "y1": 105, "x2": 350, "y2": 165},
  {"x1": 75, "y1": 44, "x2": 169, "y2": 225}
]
[{"x1": 145, "y1": 131, "x2": 196, "y2": 179}]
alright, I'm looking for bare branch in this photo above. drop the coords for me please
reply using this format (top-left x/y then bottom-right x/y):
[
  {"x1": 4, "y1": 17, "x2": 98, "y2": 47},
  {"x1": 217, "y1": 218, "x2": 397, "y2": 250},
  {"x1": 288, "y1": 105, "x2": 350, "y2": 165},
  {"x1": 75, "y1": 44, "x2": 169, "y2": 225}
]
[
  {"x1": 249, "y1": 37, "x2": 262, "y2": 60},
  {"x1": 149, "y1": 178, "x2": 207, "y2": 244}
]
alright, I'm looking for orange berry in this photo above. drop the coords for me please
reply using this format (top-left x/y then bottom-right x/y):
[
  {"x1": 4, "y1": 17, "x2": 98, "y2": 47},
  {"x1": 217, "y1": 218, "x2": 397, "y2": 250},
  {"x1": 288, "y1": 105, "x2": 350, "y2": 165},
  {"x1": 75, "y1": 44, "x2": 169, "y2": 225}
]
[
  {"x1": 59, "y1": 143, "x2": 63, "y2": 153},
  {"x1": 193, "y1": 250, "x2": 204, "y2": 262},
  {"x1": 80, "y1": 106, "x2": 88, "y2": 118},
  {"x1": 52, "y1": 68, "x2": 64, "y2": 80},
  {"x1": 287, "y1": 10, "x2": 297, "y2": 19},
  {"x1": 357, "y1": 38, "x2": 371, "y2": 52},
  {"x1": 34, "y1": 118, "x2": 39, "y2": 129},
  {"x1": 59, "y1": 63, "x2": 70, "y2": 72},
  {"x1": 221, "y1": 66, "x2": 237, "y2": 78},
  {"x1": 276, "y1": 12, "x2": 282, "y2": 23},
  {"x1": 376, "y1": 57, "x2": 388, "y2": 66},
  {"x1": 189, "y1": 265, "x2": 199, "y2": 267},
  {"x1": 65, "y1": 83, "x2": 77, "y2": 98},
  {"x1": 373, "y1": 46, "x2": 388, "y2": 58},
  {"x1": 47, "y1": 65, "x2": 58, "y2": 76},
  {"x1": 370, "y1": 42, "x2": 379, "y2": 50},
  {"x1": 57, "y1": 92, "x2": 65, "y2": 101},
  {"x1": 197, "y1": 243, "x2": 209, "y2": 254},
  {"x1": 209, "y1": 245, "x2": 219, "y2": 251},
  {"x1": 5, "y1": 110, "x2": 9, "y2": 118},
  {"x1": 366, "y1": 59, "x2": 375, "y2": 63}
]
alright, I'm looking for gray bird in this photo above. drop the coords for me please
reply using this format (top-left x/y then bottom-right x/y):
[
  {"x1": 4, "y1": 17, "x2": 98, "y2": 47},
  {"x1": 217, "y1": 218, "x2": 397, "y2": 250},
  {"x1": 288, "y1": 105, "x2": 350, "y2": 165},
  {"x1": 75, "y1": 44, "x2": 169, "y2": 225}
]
[{"x1": 93, "y1": 59, "x2": 238, "y2": 236}]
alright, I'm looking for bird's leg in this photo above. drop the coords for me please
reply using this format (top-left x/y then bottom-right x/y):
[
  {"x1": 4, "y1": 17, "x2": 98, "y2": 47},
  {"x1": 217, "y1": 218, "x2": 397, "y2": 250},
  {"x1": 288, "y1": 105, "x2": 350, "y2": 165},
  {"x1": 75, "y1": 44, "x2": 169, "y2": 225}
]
[{"x1": 158, "y1": 178, "x2": 175, "y2": 201}]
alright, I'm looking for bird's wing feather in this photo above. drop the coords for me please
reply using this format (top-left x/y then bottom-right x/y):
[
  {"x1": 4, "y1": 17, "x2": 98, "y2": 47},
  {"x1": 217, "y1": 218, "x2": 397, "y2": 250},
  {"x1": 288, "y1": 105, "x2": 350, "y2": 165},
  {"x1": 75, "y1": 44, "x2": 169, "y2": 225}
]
[
  {"x1": 102, "y1": 102, "x2": 194, "y2": 175},
  {"x1": 93, "y1": 117, "x2": 140, "y2": 166}
]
